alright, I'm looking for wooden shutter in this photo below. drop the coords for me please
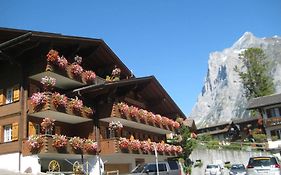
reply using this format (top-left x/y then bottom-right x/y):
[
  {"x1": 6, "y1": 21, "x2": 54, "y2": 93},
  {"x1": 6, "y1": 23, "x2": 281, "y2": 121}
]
[
  {"x1": 12, "y1": 123, "x2": 19, "y2": 141},
  {"x1": 13, "y1": 85, "x2": 20, "y2": 101},
  {"x1": 0, "y1": 126, "x2": 2, "y2": 143},
  {"x1": 28, "y1": 122, "x2": 36, "y2": 136},
  {"x1": 0, "y1": 89, "x2": 4, "y2": 105},
  {"x1": 55, "y1": 126, "x2": 61, "y2": 135}
]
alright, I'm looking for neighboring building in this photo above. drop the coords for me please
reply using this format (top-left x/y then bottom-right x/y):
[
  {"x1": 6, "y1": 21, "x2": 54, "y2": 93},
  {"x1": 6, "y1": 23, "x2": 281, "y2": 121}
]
[
  {"x1": 0, "y1": 28, "x2": 185, "y2": 174},
  {"x1": 196, "y1": 117, "x2": 260, "y2": 142},
  {"x1": 247, "y1": 93, "x2": 281, "y2": 152}
]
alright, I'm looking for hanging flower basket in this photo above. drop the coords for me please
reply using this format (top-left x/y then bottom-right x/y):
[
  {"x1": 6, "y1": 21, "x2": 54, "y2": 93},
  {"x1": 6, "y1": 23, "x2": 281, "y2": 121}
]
[
  {"x1": 140, "y1": 141, "x2": 151, "y2": 154},
  {"x1": 119, "y1": 137, "x2": 129, "y2": 150},
  {"x1": 47, "y1": 49, "x2": 59, "y2": 63},
  {"x1": 84, "y1": 139, "x2": 98, "y2": 154},
  {"x1": 82, "y1": 70, "x2": 96, "y2": 84},
  {"x1": 156, "y1": 143, "x2": 165, "y2": 153},
  {"x1": 52, "y1": 92, "x2": 68, "y2": 111},
  {"x1": 27, "y1": 135, "x2": 44, "y2": 154},
  {"x1": 83, "y1": 106, "x2": 94, "y2": 118},
  {"x1": 69, "y1": 97, "x2": 83, "y2": 114},
  {"x1": 130, "y1": 139, "x2": 141, "y2": 152},
  {"x1": 31, "y1": 92, "x2": 48, "y2": 111},
  {"x1": 69, "y1": 137, "x2": 84, "y2": 154},
  {"x1": 52, "y1": 134, "x2": 68, "y2": 153},
  {"x1": 41, "y1": 76, "x2": 56, "y2": 91},
  {"x1": 41, "y1": 117, "x2": 55, "y2": 134}
]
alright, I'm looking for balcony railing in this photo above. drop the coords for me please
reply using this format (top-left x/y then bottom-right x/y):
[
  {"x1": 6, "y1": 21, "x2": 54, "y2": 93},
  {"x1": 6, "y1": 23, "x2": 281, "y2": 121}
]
[
  {"x1": 100, "y1": 103, "x2": 180, "y2": 134},
  {"x1": 28, "y1": 92, "x2": 93, "y2": 124},
  {"x1": 100, "y1": 137, "x2": 182, "y2": 157},
  {"x1": 265, "y1": 117, "x2": 281, "y2": 127},
  {"x1": 22, "y1": 135, "x2": 97, "y2": 157}
]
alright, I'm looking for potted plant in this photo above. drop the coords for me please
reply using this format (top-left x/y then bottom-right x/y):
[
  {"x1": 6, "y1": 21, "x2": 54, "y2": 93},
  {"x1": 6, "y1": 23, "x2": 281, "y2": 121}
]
[
  {"x1": 69, "y1": 137, "x2": 84, "y2": 154},
  {"x1": 106, "y1": 66, "x2": 121, "y2": 82},
  {"x1": 117, "y1": 102, "x2": 130, "y2": 118},
  {"x1": 41, "y1": 117, "x2": 55, "y2": 135},
  {"x1": 130, "y1": 139, "x2": 141, "y2": 152},
  {"x1": 156, "y1": 142, "x2": 165, "y2": 153},
  {"x1": 84, "y1": 139, "x2": 98, "y2": 154},
  {"x1": 46, "y1": 49, "x2": 59, "y2": 64},
  {"x1": 147, "y1": 112, "x2": 156, "y2": 125},
  {"x1": 57, "y1": 55, "x2": 68, "y2": 69},
  {"x1": 40, "y1": 76, "x2": 56, "y2": 91},
  {"x1": 130, "y1": 106, "x2": 139, "y2": 120},
  {"x1": 27, "y1": 135, "x2": 44, "y2": 154},
  {"x1": 83, "y1": 106, "x2": 94, "y2": 118},
  {"x1": 140, "y1": 141, "x2": 151, "y2": 154},
  {"x1": 52, "y1": 92, "x2": 68, "y2": 111},
  {"x1": 52, "y1": 134, "x2": 68, "y2": 152},
  {"x1": 69, "y1": 63, "x2": 83, "y2": 78},
  {"x1": 164, "y1": 144, "x2": 172, "y2": 154},
  {"x1": 30, "y1": 92, "x2": 48, "y2": 111},
  {"x1": 82, "y1": 70, "x2": 96, "y2": 84},
  {"x1": 69, "y1": 97, "x2": 83, "y2": 114},
  {"x1": 155, "y1": 114, "x2": 162, "y2": 125},
  {"x1": 119, "y1": 137, "x2": 129, "y2": 151}
]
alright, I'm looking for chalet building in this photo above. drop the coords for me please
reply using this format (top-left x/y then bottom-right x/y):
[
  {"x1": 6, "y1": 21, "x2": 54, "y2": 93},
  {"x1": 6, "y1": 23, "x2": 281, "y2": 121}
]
[
  {"x1": 247, "y1": 93, "x2": 281, "y2": 152},
  {"x1": 197, "y1": 117, "x2": 260, "y2": 142},
  {"x1": 0, "y1": 28, "x2": 185, "y2": 174}
]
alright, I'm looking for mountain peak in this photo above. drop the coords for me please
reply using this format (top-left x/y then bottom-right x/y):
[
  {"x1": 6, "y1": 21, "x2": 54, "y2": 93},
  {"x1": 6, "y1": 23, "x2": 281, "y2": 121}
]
[{"x1": 232, "y1": 32, "x2": 257, "y2": 49}]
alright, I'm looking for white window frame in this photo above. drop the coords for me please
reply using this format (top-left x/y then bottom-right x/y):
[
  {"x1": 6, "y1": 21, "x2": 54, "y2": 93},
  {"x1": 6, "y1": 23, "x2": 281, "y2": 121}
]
[
  {"x1": 4, "y1": 125, "x2": 12, "y2": 142},
  {"x1": 6, "y1": 88, "x2": 13, "y2": 104}
]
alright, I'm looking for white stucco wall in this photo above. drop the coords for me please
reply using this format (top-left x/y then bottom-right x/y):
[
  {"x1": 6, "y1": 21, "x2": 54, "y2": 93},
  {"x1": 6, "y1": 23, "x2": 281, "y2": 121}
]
[{"x1": 0, "y1": 153, "x2": 41, "y2": 174}]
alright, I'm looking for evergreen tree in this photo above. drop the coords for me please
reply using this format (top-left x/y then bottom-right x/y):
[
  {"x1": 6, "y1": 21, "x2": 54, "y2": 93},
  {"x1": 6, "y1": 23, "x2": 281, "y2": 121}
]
[{"x1": 234, "y1": 47, "x2": 275, "y2": 99}]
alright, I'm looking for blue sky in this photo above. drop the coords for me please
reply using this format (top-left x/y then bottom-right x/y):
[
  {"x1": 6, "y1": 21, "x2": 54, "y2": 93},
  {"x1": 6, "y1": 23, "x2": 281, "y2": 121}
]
[{"x1": 1, "y1": 0, "x2": 281, "y2": 116}]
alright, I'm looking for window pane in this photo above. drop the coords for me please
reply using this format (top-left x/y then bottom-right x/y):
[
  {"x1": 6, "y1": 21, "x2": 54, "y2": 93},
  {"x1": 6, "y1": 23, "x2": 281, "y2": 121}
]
[
  {"x1": 4, "y1": 125, "x2": 12, "y2": 142},
  {"x1": 6, "y1": 88, "x2": 13, "y2": 104}
]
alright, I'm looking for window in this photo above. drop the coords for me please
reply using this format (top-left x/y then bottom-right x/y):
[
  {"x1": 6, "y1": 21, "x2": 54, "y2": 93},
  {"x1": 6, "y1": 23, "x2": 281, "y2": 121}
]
[
  {"x1": 35, "y1": 124, "x2": 40, "y2": 135},
  {"x1": 4, "y1": 125, "x2": 12, "y2": 142},
  {"x1": 266, "y1": 108, "x2": 278, "y2": 118},
  {"x1": 158, "y1": 163, "x2": 167, "y2": 171},
  {"x1": 6, "y1": 88, "x2": 13, "y2": 104}
]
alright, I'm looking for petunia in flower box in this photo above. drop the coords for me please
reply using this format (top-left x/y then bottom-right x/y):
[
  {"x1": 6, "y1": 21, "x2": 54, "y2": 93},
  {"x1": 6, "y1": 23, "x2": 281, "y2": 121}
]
[
  {"x1": 69, "y1": 97, "x2": 83, "y2": 114},
  {"x1": 130, "y1": 139, "x2": 141, "y2": 152},
  {"x1": 52, "y1": 134, "x2": 68, "y2": 152},
  {"x1": 46, "y1": 49, "x2": 59, "y2": 63},
  {"x1": 31, "y1": 92, "x2": 48, "y2": 110},
  {"x1": 84, "y1": 139, "x2": 98, "y2": 154},
  {"x1": 41, "y1": 117, "x2": 55, "y2": 134},
  {"x1": 27, "y1": 135, "x2": 44, "y2": 154},
  {"x1": 140, "y1": 141, "x2": 151, "y2": 154},
  {"x1": 69, "y1": 63, "x2": 83, "y2": 78},
  {"x1": 52, "y1": 92, "x2": 68, "y2": 111},
  {"x1": 82, "y1": 70, "x2": 96, "y2": 84},
  {"x1": 69, "y1": 137, "x2": 84, "y2": 154},
  {"x1": 119, "y1": 137, "x2": 130, "y2": 150}
]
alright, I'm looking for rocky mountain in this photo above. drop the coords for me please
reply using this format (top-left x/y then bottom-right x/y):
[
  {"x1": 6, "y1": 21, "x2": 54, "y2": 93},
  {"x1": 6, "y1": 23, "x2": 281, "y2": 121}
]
[{"x1": 190, "y1": 32, "x2": 281, "y2": 128}]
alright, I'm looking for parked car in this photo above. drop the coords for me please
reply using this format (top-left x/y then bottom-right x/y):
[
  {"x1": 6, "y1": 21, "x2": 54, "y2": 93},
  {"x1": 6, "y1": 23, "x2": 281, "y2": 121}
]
[
  {"x1": 246, "y1": 156, "x2": 281, "y2": 175},
  {"x1": 205, "y1": 164, "x2": 222, "y2": 175},
  {"x1": 229, "y1": 164, "x2": 246, "y2": 175},
  {"x1": 130, "y1": 161, "x2": 182, "y2": 175}
]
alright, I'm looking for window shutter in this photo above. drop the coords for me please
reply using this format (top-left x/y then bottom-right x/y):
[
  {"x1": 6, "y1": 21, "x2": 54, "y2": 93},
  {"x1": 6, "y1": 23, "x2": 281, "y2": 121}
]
[
  {"x1": 0, "y1": 89, "x2": 4, "y2": 105},
  {"x1": 28, "y1": 122, "x2": 36, "y2": 136},
  {"x1": 13, "y1": 85, "x2": 20, "y2": 101},
  {"x1": 12, "y1": 123, "x2": 19, "y2": 141},
  {"x1": 55, "y1": 126, "x2": 61, "y2": 135},
  {"x1": 0, "y1": 126, "x2": 2, "y2": 143}
]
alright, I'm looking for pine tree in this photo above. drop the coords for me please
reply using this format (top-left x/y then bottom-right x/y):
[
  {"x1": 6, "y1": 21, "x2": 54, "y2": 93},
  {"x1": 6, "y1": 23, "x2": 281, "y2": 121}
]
[{"x1": 234, "y1": 47, "x2": 275, "y2": 99}]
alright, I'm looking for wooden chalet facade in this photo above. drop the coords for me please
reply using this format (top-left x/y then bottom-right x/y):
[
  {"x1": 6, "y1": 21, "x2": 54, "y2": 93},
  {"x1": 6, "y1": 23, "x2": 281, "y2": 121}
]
[{"x1": 0, "y1": 28, "x2": 185, "y2": 174}]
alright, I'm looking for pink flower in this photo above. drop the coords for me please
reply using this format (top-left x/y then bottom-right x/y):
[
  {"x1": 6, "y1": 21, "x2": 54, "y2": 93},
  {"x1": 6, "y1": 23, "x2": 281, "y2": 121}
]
[
  {"x1": 119, "y1": 137, "x2": 130, "y2": 149},
  {"x1": 57, "y1": 56, "x2": 68, "y2": 69},
  {"x1": 70, "y1": 63, "x2": 83, "y2": 76},
  {"x1": 31, "y1": 92, "x2": 47, "y2": 106},
  {"x1": 83, "y1": 70, "x2": 96, "y2": 83},
  {"x1": 130, "y1": 139, "x2": 141, "y2": 151}
]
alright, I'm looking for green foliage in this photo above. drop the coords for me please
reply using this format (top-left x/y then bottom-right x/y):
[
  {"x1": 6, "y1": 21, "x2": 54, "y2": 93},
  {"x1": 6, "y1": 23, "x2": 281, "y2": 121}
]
[
  {"x1": 222, "y1": 143, "x2": 242, "y2": 150},
  {"x1": 206, "y1": 140, "x2": 220, "y2": 149},
  {"x1": 234, "y1": 47, "x2": 275, "y2": 99},
  {"x1": 197, "y1": 134, "x2": 212, "y2": 142},
  {"x1": 253, "y1": 133, "x2": 267, "y2": 142},
  {"x1": 179, "y1": 125, "x2": 197, "y2": 156}
]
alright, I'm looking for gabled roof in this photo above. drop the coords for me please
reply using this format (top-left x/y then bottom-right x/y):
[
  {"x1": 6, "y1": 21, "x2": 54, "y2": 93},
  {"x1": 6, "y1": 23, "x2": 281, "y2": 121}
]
[
  {"x1": 72, "y1": 76, "x2": 186, "y2": 120},
  {"x1": 247, "y1": 93, "x2": 281, "y2": 110},
  {"x1": 0, "y1": 27, "x2": 132, "y2": 79}
]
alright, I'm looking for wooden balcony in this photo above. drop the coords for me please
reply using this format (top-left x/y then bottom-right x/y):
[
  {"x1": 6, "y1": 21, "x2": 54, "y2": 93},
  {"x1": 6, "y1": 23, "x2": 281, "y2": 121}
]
[
  {"x1": 28, "y1": 92, "x2": 93, "y2": 124},
  {"x1": 22, "y1": 136, "x2": 96, "y2": 159},
  {"x1": 99, "y1": 104, "x2": 176, "y2": 134},
  {"x1": 29, "y1": 64, "x2": 105, "y2": 90},
  {"x1": 100, "y1": 138, "x2": 181, "y2": 157},
  {"x1": 265, "y1": 117, "x2": 281, "y2": 127}
]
